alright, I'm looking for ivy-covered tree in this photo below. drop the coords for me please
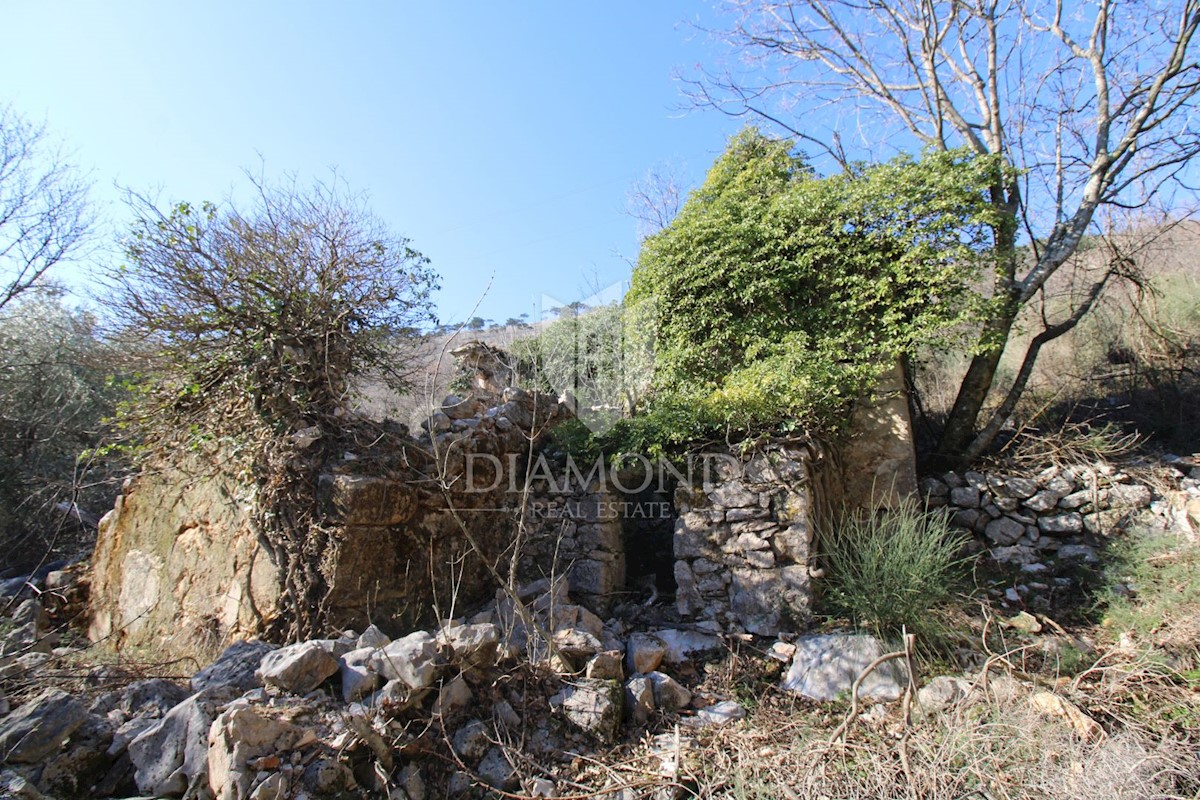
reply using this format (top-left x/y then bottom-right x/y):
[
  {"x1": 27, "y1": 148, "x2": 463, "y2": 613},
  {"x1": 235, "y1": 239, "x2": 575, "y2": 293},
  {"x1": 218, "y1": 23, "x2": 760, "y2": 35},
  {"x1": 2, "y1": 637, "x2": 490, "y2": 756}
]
[{"x1": 627, "y1": 128, "x2": 1003, "y2": 443}]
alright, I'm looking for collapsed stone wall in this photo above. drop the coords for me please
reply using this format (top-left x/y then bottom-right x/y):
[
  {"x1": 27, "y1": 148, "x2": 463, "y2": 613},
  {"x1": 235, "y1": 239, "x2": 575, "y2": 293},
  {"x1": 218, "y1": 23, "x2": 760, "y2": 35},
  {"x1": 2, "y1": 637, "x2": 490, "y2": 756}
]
[
  {"x1": 923, "y1": 463, "x2": 1162, "y2": 566},
  {"x1": 88, "y1": 341, "x2": 923, "y2": 663},
  {"x1": 89, "y1": 388, "x2": 570, "y2": 664}
]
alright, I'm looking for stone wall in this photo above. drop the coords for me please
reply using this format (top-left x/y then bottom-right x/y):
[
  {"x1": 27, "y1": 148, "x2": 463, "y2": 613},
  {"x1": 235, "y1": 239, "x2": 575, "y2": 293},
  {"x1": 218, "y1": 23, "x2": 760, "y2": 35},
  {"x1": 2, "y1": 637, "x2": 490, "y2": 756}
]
[
  {"x1": 89, "y1": 388, "x2": 571, "y2": 664},
  {"x1": 518, "y1": 479, "x2": 626, "y2": 614},
  {"x1": 923, "y1": 463, "x2": 1157, "y2": 566},
  {"x1": 673, "y1": 442, "x2": 842, "y2": 636}
]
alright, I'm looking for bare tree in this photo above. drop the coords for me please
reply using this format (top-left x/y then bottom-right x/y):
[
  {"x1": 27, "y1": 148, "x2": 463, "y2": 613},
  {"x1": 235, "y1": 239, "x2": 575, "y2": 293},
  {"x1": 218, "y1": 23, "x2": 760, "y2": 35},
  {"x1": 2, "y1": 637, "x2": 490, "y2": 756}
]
[
  {"x1": 627, "y1": 163, "x2": 688, "y2": 239},
  {"x1": 0, "y1": 105, "x2": 92, "y2": 310},
  {"x1": 687, "y1": 0, "x2": 1200, "y2": 464}
]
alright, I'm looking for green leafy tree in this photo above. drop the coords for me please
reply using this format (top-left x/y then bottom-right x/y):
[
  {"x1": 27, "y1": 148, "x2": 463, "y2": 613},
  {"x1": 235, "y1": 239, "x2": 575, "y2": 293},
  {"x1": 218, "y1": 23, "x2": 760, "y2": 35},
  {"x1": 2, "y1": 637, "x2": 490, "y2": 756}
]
[
  {"x1": 628, "y1": 128, "x2": 1002, "y2": 442},
  {"x1": 688, "y1": 0, "x2": 1200, "y2": 464}
]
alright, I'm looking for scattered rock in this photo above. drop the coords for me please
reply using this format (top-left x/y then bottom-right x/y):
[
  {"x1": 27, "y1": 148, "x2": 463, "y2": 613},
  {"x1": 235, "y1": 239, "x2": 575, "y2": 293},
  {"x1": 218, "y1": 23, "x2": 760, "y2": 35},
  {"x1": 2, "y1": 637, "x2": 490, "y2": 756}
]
[
  {"x1": 436, "y1": 623, "x2": 499, "y2": 669},
  {"x1": 192, "y1": 640, "x2": 278, "y2": 694},
  {"x1": 685, "y1": 700, "x2": 745, "y2": 728},
  {"x1": 477, "y1": 746, "x2": 517, "y2": 791},
  {"x1": 371, "y1": 631, "x2": 441, "y2": 690},
  {"x1": 625, "y1": 632, "x2": 665, "y2": 674},
  {"x1": 339, "y1": 646, "x2": 381, "y2": 702},
  {"x1": 256, "y1": 640, "x2": 339, "y2": 695},
  {"x1": 624, "y1": 675, "x2": 655, "y2": 725},
  {"x1": 585, "y1": 650, "x2": 624, "y2": 680},
  {"x1": 128, "y1": 687, "x2": 234, "y2": 797},
  {"x1": 208, "y1": 704, "x2": 301, "y2": 800},
  {"x1": 781, "y1": 634, "x2": 909, "y2": 702},
  {"x1": 551, "y1": 679, "x2": 622, "y2": 742},
  {"x1": 1029, "y1": 691, "x2": 1104, "y2": 741},
  {"x1": 646, "y1": 671, "x2": 692, "y2": 712},
  {"x1": 914, "y1": 676, "x2": 974, "y2": 718},
  {"x1": 653, "y1": 629, "x2": 723, "y2": 665},
  {"x1": 357, "y1": 624, "x2": 391, "y2": 650},
  {"x1": 432, "y1": 675, "x2": 473, "y2": 718},
  {"x1": 451, "y1": 719, "x2": 491, "y2": 762},
  {"x1": 0, "y1": 688, "x2": 88, "y2": 763}
]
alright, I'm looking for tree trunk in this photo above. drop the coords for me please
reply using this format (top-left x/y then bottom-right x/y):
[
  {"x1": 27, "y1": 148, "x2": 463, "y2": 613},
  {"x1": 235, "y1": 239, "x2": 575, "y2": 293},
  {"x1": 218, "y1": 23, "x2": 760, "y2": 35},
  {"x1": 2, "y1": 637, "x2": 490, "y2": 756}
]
[{"x1": 931, "y1": 309, "x2": 1015, "y2": 468}]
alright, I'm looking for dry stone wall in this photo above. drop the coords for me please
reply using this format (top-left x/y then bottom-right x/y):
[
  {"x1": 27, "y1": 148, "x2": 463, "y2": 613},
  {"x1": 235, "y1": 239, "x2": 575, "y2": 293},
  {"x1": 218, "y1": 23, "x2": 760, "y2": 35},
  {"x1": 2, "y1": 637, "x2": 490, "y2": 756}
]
[
  {"x1": 89, "y1": 388, "x2": 571, "y2": 665},
  {"x1": 924, "y1": 462, "x2": 1163, "y2": 566},
  {"x1": 673, "y1": 442, "x2": 842, "y2": 636}
]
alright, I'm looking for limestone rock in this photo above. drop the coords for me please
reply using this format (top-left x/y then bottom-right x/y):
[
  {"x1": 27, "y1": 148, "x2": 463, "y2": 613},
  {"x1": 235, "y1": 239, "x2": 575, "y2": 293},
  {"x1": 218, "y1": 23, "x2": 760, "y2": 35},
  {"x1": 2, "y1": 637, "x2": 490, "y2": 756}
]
[
  {"x1": 0, "y1": 688, "x2": 88, "y2": 763},
  {"x1": 1039, "y1": 513, "x2": 1084, "y2": 535},
  {"x1": 432, "y1": 675, "x2": 473, "y2": 718},
  {"x1": 339, "y1": 646, "x2": 381, "y2": 702},
  {"x1": 437, "y1": 623, "x2": 500, "y2": 668},
  {"x1": 585, "y1": 650, "x2": 624, "y2": 680},
  {"x1": 128, "y1": 687, "x2": 234, "y2": 797},
  {"x1": 451, "y1": 719, "x2": 491, "y2": 762},
  {"x1": 624, "y1": 675, "x2": 655, "y2": 725},
  {"x1": 984, "y1": 517, "x2": 1025, "y2": 546},
  {"x1": 626, "y1": 632, "x2": 665, "y2": 674},
  {"x1": 781, "y1": 634, "x2": 908, "y2": 702},
  {"x1": 256, "y1": 640, "x2": 339, "y2": 695},
  {"x1": 477, "y1": 746, "x2": 517, "y2": 791},
  {"x1": 646, "y1": 671, "x2": 692, "y2": 712},
  {"x1": 653, "y1": 629, "x2": 723, "y2": 665},
  {"x1": 118, "y1": 678, "x2": 192, "y2": 720},
  {"x1": 1029, "y1": 691, "x2": 1103, "y2": 741},
  {"x1": 553, "y1": 628, "x2": 602, "y2": 663},
  {"x1": 915, "y1": 676, "x2": 974, "y2": 719},
  {"x1": 356, "y1": 624, "x2": 391, "y2": 650},
  {"x1": 990, "y1": 476, "x2": 1038, "y2": 500},
  {"x1": 208, "y1": 704, "x2": 300, "y2": 800},
  {"x1": 684, "y1": 700, "x2": 746, "y2": 728},
  {"x1": 1107, "y1": 483, "x2": 1152, "y2": 509},
  {"x1": 949, "y1": 486, "x2": 981, "y2": 508},
  {"x1": 551, "y1": 679, "x2": 622, "y2": 742},
  {"x1": 1056, "y1": 544, "x2": 1099, "y2": 562},
  {"x1": 370, "y1": 631, "x2": 441, "y2": 690},
  {"x1": 186, "y1": 643, "x2": 261, "y2": 697}
]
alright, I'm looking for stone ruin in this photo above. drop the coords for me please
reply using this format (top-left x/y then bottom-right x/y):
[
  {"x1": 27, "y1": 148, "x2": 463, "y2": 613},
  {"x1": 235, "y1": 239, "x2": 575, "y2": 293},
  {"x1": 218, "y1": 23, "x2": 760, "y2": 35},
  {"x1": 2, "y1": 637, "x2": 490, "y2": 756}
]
[{"x1": 85, "y1": 344, "x2": 919, "y2": 664}]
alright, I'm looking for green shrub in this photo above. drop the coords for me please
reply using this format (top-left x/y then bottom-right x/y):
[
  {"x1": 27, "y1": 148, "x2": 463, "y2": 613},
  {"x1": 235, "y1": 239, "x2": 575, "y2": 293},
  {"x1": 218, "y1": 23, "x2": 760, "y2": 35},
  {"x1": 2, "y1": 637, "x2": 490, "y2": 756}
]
[{"x1": 822, "y1": 501, "x2": 969, "y2": 640}]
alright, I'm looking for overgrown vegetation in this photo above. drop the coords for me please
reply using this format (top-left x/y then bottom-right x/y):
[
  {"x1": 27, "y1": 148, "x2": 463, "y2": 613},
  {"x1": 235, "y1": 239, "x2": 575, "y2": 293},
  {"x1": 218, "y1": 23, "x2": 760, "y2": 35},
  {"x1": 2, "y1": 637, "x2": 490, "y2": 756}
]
[
  {"x1": 105, "y1": 173, "x2": 438, "y2": 638},
  {"x1": 514, "y1": 130, "x2": 1007, "y2": 460},
  {"x1": 0, "y1": 290, "x2": 123, "y2": 569}
]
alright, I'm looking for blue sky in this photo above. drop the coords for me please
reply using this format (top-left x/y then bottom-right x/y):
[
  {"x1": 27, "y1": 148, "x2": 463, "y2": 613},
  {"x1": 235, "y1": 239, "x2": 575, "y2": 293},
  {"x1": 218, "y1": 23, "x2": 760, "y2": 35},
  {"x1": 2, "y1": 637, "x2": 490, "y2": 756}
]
[{"x1": 1, "y1": 3, "x2": 745, "y2": 325}]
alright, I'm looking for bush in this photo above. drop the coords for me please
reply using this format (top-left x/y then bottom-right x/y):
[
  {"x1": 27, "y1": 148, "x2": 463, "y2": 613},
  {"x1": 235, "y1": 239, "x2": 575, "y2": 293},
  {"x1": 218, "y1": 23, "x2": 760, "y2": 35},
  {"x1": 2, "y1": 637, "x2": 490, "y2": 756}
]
[
  {"x1": 821, "y1": 500, "x2": 969, "y2": 640},
  {"x1": 108, "y1": 173, "x2": 438, "y2": 444}
]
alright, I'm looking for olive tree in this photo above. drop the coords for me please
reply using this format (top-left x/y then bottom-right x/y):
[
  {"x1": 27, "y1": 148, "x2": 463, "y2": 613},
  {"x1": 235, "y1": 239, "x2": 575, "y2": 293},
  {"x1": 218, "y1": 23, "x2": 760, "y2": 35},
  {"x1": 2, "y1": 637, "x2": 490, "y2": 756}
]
[{"x1": 688, "y1": 0, "x2": 1200, "y2": 464}]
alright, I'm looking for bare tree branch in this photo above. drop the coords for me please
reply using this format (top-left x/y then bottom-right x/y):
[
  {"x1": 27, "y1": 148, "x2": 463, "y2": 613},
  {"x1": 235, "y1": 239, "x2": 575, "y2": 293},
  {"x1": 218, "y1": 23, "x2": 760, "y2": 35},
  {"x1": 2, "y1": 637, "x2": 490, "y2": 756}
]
[{"x1": 0, "y1": 105, "x2": 93, "y2": 310}]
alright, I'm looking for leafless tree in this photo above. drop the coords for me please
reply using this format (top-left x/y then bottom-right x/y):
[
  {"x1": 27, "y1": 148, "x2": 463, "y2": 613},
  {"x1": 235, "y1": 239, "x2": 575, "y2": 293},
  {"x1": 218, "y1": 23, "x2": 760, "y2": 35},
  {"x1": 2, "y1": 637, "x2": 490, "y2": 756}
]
[
  {"x1": 627, "y1": 163, "x2": 688, "y2": 239},
  {"x1": 686, "y1": 0, "x2": 1200, "y2": 464},
  {"x1": 0, "y1": 105, "x2": 93, "y2": 311}
]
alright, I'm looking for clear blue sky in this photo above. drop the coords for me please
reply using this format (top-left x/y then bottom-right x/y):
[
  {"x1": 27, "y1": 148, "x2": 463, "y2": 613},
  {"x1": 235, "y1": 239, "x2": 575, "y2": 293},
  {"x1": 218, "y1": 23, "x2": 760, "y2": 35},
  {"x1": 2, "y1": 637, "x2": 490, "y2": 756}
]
[{"x1": 1, "y1": 3, "x2": 744, "y2": 325}]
